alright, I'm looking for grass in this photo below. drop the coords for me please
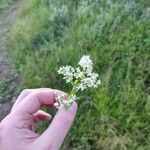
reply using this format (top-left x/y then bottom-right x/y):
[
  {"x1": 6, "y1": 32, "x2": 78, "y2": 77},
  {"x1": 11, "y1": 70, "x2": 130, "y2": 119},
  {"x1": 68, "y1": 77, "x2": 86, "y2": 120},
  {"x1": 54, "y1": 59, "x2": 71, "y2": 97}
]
[
  {"x1": 9, "y1": 0, "x2": 150, "y2": 149},
  {"x1": 0, "y1": 0, "x2": 18, "y2": 10},
  {"x1": 0, "y1": 79, "x2": 12, "y2": 102},
  {"x1": 0, "y1": 0, "x2": 12, "y2": 10}
]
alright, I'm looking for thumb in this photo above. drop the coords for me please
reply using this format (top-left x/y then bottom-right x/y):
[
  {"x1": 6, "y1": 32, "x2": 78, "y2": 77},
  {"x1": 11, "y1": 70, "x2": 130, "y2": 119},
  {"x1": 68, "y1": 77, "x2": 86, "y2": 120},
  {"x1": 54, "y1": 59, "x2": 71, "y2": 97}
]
[{"x1": 37, "y1": 102, "x2": 77, "y2": 149}]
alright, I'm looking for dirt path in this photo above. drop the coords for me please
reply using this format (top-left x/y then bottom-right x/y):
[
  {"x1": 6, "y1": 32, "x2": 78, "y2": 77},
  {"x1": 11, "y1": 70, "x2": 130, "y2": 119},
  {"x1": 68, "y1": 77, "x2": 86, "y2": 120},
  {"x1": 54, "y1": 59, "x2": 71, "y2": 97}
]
[{"x1": 0, "y1": 1, "x2": 21, "y2": 121}]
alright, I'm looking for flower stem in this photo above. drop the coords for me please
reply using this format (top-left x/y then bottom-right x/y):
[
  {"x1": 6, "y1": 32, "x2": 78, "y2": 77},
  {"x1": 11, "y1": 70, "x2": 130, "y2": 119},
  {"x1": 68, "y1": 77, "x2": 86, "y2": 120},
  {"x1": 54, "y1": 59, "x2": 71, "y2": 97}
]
[{"x1": 69, "y1": 80, "x2": 79, "y2": 96}]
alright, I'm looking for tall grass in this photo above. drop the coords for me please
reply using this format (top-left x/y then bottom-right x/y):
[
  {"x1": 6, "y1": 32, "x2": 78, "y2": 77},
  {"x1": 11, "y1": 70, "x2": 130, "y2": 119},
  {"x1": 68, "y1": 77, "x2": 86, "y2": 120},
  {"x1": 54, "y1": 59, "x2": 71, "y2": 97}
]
[{"x1": 9, "y1": 0, "x2": 150, "y2": 149}]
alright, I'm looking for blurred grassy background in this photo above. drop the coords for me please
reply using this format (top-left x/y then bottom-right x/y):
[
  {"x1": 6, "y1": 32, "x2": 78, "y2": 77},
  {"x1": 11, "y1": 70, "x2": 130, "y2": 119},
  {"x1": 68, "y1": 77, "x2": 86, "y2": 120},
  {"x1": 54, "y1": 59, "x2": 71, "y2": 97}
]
[
  {"x1": 0, "y1": 0, "x2": 12, "y2": 10},
  {"x1": 8, "y1": 0, "x2": 150, "y2": 149}
]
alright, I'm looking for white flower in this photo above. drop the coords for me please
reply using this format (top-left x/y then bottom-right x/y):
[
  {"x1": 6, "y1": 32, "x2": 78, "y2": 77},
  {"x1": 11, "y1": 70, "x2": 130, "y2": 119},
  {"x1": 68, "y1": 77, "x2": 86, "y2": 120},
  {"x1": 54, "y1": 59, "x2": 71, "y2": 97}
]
[
  {"x1": 68, "y1": 95, "x2": 77, "y2": 103},
  {"x1": 85, "y1": 66, "x2": 93, "y2": 75},
  {"x1": 78, "y1": 55, "x2": 93, "y2": 70},
  {"x1": 74, "y1": 67, "x2": 84, "y2": 79},
  {"x1": 56, "y1": 55, "x2": 101, "y2": 110},
  {"x1": 83, "y1": 78, "x2": 94, "y2": 88},
  {"x1": 54, "y1": 92, "x2": 77, "y2": 109},
  {"x1": 76, "y1": 83, "x2": 87, "y2": 91},
  {"x1": 94, "y1": 79, "x2": 101, "y2": 88},
  {"x1": 86, "y1": 73, "x2": 101, "y2": 87},
  {"x1": 62, "y1": 100, "x2": 70, "y2": 108},
  {"x1": 76, "y1": 73, "x2": 101, "y2": 91},
  {"x1": 55, "y1": 92, "x2": 66, "y2": 102},
  {"x1": 58, "y1": 66, "x2": 75, "y2": 83}
]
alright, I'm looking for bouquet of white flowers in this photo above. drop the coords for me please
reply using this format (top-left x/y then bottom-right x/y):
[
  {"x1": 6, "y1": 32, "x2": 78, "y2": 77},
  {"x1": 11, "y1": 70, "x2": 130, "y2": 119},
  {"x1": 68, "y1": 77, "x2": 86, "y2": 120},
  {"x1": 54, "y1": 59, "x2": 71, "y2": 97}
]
[{"x1": 54, "y1": 55, "x2": 101, "y2": 110}]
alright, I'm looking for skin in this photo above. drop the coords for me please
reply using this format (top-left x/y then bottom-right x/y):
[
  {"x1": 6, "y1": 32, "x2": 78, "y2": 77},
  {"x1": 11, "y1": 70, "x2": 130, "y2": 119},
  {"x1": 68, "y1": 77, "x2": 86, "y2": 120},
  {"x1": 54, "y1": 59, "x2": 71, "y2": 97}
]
[{"x1": 0, "y1": 88, "x2": 77, "y2": 150}]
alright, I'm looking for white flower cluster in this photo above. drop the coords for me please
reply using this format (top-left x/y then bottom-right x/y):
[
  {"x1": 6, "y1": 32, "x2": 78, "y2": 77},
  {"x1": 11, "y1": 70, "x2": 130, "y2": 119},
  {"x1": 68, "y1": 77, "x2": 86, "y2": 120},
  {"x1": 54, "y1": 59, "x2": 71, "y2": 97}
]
[
  {"x1": 54, "y1": 55, "x2": 101, "y2": 109},
  {"x1": 54, "y1": 93, "x2": 77, "y2": 110},
  {"x1": 57, "y1": 66, "x2": 75, "y2": 83}
]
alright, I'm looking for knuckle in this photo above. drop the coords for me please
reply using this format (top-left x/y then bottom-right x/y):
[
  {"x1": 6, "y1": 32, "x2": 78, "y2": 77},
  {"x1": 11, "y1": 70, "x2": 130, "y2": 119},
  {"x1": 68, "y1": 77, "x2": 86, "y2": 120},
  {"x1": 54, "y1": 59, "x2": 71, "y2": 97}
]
[
  {"x1": 21, "y1": 89, "x2": 31, "y2": 95},
  {"x1": 31, "y1": 91, "x2": 40, "y2": 101},
  {"x1": 31, "y1": 91, "x2": 38, "y2": 98}
]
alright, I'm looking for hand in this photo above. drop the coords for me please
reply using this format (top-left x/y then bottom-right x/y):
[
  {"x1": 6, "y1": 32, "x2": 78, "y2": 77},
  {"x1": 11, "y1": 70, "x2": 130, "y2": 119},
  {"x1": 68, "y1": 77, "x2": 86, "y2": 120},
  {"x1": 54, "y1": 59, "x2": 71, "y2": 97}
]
[{"x1": 0, "y1": 88, "x2": 77, "y2": 150}]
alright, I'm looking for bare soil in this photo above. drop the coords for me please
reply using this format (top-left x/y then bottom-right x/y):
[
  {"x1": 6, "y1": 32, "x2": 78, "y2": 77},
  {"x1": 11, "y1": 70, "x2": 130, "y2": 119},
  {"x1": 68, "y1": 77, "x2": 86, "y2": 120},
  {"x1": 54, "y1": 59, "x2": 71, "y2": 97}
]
[{"x1": 0, "y1": 1, "x2": 21, "y2": 121}]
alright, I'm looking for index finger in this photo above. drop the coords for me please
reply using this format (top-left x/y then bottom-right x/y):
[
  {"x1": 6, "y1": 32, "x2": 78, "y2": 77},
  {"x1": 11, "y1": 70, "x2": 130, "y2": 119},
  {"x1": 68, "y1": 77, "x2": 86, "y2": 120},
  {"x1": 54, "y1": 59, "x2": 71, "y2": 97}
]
[{"x1": 12, "y1": 89, "x2": 64, "y2": 114}]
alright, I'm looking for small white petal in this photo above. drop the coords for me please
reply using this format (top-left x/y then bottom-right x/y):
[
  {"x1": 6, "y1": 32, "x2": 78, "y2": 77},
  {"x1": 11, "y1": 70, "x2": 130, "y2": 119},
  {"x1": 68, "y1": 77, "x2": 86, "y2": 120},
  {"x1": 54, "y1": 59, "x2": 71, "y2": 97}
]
[
  {"x1": 58, "y1": 66, "x2": 75, "y2": 83},
  {"x1": 74, "y1": 67, "x2": 84, "y2": 79},
  {"x1": 78, "y1": 55, "x2": 93, "y2": 69}
]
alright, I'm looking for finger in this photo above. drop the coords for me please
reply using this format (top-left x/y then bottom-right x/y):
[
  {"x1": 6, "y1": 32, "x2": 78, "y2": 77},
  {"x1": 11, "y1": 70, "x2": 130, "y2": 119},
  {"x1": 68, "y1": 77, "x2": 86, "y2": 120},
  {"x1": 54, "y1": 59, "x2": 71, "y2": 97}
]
[
  {"x1": 33, "y1": 110, "x2": 52, "y2": 122},
  {"x1": 12, "y1": 88, "x2": 53, "y2": 110},
  {"x1": 12, "y1": 89, "x2": 64, "y2": 115},
  {"x1": 31, "y1": 110, "x2": 52, "y2": 132},
  {"x1": 12, "y1": 89, "x2": 33, "y2": 110},
  {"x1": 37, "y1": 102, "x2": 77, "y2": 150}
]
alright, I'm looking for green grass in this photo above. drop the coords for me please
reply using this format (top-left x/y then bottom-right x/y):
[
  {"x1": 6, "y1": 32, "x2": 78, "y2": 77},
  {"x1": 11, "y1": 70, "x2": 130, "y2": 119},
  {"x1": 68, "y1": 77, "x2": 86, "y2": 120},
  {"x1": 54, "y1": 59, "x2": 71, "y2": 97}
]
[
  {"x1": 0, "y1": 0, "x2": 12, "y2": 10},
  {"x1": 9, "y1": 0, "x2": 150, "y2": 149},
  {"x1": 0, "y1": 0, "x2": 18, "y2": 10}
]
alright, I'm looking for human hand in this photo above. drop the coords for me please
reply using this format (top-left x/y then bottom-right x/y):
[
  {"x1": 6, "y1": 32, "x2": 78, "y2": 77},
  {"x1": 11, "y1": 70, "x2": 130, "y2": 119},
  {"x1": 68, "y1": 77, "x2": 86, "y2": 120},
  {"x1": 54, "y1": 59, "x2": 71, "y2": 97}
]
[{"x1": 0, "y1": 88, "x2": 77, "y2": 150}]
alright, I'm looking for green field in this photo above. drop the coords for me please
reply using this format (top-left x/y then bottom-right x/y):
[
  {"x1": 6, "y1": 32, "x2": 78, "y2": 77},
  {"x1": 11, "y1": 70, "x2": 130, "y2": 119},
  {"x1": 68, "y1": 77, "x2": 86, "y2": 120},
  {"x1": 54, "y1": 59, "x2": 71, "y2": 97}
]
[{"x1": 8, "y1": 0, "x2": 150, "y2": 149}]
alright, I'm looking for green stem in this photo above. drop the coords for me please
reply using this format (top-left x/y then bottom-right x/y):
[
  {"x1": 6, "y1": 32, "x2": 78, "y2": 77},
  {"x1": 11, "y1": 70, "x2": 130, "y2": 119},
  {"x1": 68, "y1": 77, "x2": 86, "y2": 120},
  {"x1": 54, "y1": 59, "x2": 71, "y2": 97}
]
[{"x1": 69, "y1": 79, "x2": 79, "y2": 96}]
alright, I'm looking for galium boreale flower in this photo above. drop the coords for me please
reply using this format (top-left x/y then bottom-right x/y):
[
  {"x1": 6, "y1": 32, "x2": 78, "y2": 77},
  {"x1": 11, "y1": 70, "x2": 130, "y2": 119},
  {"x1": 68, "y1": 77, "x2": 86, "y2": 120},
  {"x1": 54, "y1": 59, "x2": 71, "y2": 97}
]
[
  {"x1": 58, "y1": 66, "x2": 75, "y2": 83},
  {"x1": 78, "y1": 55, "x2": 93, "y2": 69},
  {"x1": 74, "y1": 67, "x2": 84, "y2": 79},
  {"x1": 55, "y1": 55, "x2": 101, "y2": 110},
  {"x1": 54, "y1": 93, "x2": 77, "y2": 110}
]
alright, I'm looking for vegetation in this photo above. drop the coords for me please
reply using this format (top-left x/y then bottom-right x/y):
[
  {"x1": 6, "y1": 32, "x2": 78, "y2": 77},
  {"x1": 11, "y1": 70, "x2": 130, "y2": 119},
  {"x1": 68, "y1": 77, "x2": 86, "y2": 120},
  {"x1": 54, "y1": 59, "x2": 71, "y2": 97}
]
[
  {"x1": 0, "y1": 0, "x2": 12, "y2": 10},
  {"x1": 9, "y1": 0, "x2": 150, "y2": 149}
]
